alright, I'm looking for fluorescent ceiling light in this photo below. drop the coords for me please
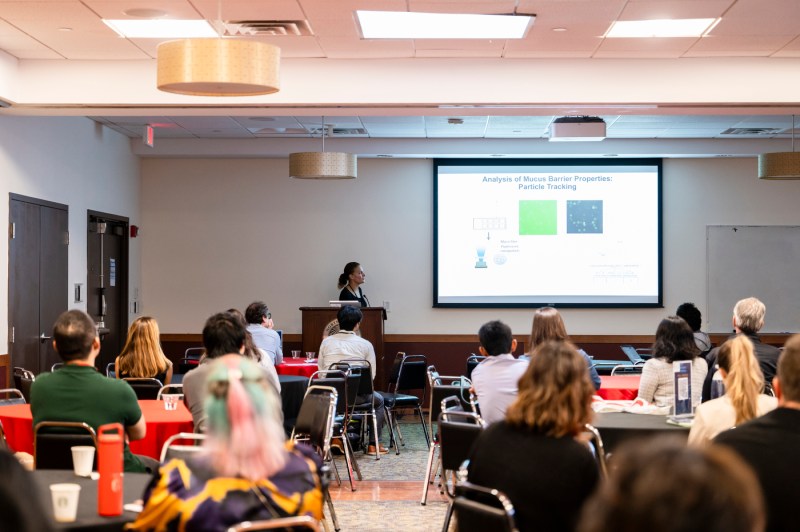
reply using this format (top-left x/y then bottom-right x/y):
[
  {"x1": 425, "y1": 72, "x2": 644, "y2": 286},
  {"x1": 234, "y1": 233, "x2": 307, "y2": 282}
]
[
  {"x1": 606, "y1": 18, "x2": 717, "y2": 38},
  {"x1": 103, "y1": 19, "x2": 217, "y2": 38},
  {"x1": 356, "y1": 10, "x2": 533, "y2": 39}
]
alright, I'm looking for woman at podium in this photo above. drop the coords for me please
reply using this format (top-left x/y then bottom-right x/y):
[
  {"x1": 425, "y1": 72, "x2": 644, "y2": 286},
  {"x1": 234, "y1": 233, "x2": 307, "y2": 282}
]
[{"x1": 338, "y1": 261, "x2": 369, "y2": 307}]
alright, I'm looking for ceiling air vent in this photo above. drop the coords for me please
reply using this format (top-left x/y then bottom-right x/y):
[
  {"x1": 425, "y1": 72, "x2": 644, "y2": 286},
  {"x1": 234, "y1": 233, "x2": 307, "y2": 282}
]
[
  {"x1": 720, "y1": 127, "x2": 782, "y2": 135},
  {"x1": 222, "y1": 20, "x2": 314, "y2": 37},
  {"x1": 308, "y1": 127, "x2": 368, "y2": 136}
]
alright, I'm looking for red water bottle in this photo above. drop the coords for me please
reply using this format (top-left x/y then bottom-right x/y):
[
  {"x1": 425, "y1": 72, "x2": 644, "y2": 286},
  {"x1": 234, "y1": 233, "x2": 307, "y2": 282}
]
[{"x1": 97, "y1": 423, "x2": 124, "y2": 516}]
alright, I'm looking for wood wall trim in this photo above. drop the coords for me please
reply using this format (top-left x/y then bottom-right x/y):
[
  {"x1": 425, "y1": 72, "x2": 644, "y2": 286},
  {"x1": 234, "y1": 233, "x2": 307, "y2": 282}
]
[{"x1": 0, "y1": 353, "x2": 9, "y2": 388}]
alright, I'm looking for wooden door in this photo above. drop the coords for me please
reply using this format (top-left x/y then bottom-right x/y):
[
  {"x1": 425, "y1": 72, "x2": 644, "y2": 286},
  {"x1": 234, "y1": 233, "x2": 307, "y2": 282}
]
[{"x1": 8, "y1": 194, "x2": 68, "y2": 374}]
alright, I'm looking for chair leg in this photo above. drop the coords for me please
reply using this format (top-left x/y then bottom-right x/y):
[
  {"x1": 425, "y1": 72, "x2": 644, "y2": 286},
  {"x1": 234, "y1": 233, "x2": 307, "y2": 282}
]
[
  {"x1": 394, "y1": 411, "x2": 406, "y2": 446},
  {"x1": 441, "y1": 501, "x2": 455, "y2": 532},
  {"x1": 325, "y1": 488, "x2": 341, "y2": 532},
  {"x1": 343, "y1": 433, "x2": 363, "y2": 484},
  {"x1": 417, "y1": 406, "x2": 431, "y2": 448},
  {"x1": 371, "y1": 407, "x2": 381, "y2": 461},
  {"x1": 421, "y1": 441, "x2": 438, "y2": 505},
  {"x1": 385, "y1": 407, "x2": 400, "y2": 455}
]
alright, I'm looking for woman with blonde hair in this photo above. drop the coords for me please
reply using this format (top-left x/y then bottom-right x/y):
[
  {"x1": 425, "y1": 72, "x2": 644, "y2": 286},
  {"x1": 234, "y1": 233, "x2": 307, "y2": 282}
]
[
  {"x1": 468, "y1": 341, "x2": 599, "y2": 532},
  {"x1": 130, "y1": 355, "x2": 323, "y2": 531},
  {"x1": 688, "y1": 335, "x2": 777, "y2": 445},
  {"x1": 114, "y1": 316, "x2": 172, "y2": 384},
  {"x1": 522, "y1": 307, "x2": 601, "y2": 390}
]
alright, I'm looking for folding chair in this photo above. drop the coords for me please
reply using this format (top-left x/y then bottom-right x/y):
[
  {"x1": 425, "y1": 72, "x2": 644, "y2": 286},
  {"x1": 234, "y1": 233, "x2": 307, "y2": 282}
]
[
  {"x1": 159, "y1": 432, "x2": 206, "y2": 463},
  {"x1": 105, "y1": 362, "x2": 116, "y2": 378},
  {"x1": 0, "y1": 388, "x2": 26, "y2": 406},
  {"x1": 583, "y1": 423, "x2": 609, "y2": 479},
  {"x1": 227, "y1": 515, "x2": 322, "y2": 531},
  {"x1": 13, "y1": 367, "x2": 35, "y2": 403},
  {"x1": 448, "y1": 480, "x2": 518, "y2": 532},
  {"x1": 34, "y1": 421, "x2": 97, "y2": 470},
  {"x1": 291, "y1": 385, "x2": 340, "y2": 531},
  {"x1": 465, "y1": 354, "x2": 486, "y2": 380},
  {"x1": 332, "y1": 359, "x2": 390, "y2": 460},
  {"x1": 383, "y1": 353, "x2": 430, "y2": 450},
  {"x1": 157, "y1": 383, "x2": 184, "y2": 400},
  {"x1": 435, "y1": 408, "x2": 485, "y2": 514},
  {"x1": 185, "y1": 347, "x2": 205, "y2": 360},
  {"x1": 123, "y1": 377, "x2": 164, "y2": 399},
  {"x1": 307, "y1": 370, "x2": 361, "y2": 491},
  {"x1": 51, "y1": 362, "x2": 65, "y2": 372}
]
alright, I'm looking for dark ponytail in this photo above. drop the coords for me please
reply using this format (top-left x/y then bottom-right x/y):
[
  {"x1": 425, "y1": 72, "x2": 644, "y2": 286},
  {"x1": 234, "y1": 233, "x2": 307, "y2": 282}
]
[{"x1": 338, "y1": 262, "x2": 360, "y2": 289}]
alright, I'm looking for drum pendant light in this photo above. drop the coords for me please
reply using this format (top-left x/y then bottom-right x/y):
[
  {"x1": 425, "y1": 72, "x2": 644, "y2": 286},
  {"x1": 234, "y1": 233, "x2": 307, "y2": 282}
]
[
  {"x1": 290, "y1": 117, "x2": 357, "y2": 179},
  {"x1": 759, "y1": 115, "x2": 800, "y2": 180}
]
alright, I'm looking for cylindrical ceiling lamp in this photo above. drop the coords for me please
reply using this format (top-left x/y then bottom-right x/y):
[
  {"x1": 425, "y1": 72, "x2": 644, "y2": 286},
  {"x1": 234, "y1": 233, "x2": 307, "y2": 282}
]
[
  {"x1": 157, "y1": 39, "x2": 280, "y2": 96},
  {"x1": 289, "y1": 152, "x2": 357, "y2": 180},
  {"x1": 759, "y1": 115, "x2": 800, "y2": 180}
]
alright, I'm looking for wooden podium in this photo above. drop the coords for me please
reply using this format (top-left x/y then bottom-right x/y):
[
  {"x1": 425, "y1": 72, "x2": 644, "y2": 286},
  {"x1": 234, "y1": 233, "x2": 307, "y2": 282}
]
[{"x1": 300, "y1": 306, "x2": 387, "y2": 384}]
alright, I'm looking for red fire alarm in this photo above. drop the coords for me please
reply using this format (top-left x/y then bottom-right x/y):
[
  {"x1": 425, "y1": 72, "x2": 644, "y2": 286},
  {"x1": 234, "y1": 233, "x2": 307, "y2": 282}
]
[{"x1": 130, "y1": 225, "x2": 139, "y2": 238}]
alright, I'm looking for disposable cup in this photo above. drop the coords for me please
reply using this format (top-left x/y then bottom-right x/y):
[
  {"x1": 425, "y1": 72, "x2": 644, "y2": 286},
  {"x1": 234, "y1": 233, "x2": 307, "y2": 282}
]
[
  {"x1": 50, "y1": 483, "x2": 81, "y2": 522},
  {"x1": 71, "y1": 445, "x2": 95, "y2": 477},
  {"x1": 162, "y1": 394, "x2": 180, "y2": 410},
  {"x1": 291, "y1": 350, "x2": 301, "y2": 359},
  {"x1": 305, "y1": 352, "x2": 316, "y2": 361}
]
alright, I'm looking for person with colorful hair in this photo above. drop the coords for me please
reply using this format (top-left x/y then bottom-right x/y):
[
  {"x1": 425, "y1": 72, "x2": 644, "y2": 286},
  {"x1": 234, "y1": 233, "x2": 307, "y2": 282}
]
[
  {"x1": 130, "y1": 355, "x2": 323, "y2": 531},
  {"x1": 114, "y1": 316, "x2": 173, "y2": 384},
  {"x1": 688, "y1": 335, "x2": 777, "y2": 445}
]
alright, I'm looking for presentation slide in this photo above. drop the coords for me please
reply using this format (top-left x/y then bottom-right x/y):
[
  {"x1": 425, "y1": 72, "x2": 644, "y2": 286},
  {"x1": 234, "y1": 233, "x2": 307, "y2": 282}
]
[{"x1": 434, "y1": 159, "x2": 662, "y2": 307}]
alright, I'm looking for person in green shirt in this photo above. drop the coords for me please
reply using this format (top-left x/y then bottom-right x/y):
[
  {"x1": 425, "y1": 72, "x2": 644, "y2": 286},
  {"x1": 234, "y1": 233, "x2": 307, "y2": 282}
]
[{"x1": 31, "y1": 309, "x2": 158, "y2": 473}]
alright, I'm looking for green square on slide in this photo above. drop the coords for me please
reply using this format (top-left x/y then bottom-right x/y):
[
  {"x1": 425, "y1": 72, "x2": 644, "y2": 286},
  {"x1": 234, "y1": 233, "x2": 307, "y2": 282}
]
[{"x1": 519, "y1": 200, "x2": 557, "y2": 235}]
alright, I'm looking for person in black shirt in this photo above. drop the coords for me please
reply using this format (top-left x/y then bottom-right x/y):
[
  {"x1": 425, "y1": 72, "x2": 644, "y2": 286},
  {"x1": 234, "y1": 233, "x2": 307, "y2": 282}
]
[{"x1": 337, "y1": 261, "x2": 369, "y2": 306}]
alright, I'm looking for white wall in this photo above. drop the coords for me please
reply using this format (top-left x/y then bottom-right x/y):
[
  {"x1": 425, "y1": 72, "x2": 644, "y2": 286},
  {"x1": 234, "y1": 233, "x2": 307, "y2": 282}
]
[
  {"x1": 140, "y1": 157, "x2": 800, "y2": 336},
  {"x1": 0, "y1": 116, "x2": 141, "y2": 348}
]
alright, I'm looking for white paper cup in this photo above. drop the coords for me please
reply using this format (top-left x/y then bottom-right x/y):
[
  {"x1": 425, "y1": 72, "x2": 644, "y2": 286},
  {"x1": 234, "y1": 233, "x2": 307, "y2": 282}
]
[
  {"x1": 305, "y1": 352, "x2": 316, "y2": 361},
  {"x1": 162, "y1": 394, "x2": 180, "y2": 410},
  {"x1": 70, "y1": 446, "x2": 95, "y2": 477},
  {"x1": 50, "y1": 483, "x2": 81, "y2": 522}
]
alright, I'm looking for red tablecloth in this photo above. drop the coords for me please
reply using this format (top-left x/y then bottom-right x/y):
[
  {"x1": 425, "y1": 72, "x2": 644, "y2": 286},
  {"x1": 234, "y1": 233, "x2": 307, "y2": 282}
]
[
  {"x1": 598, "y1": 375, "x2": 640, "y2": 400},
  {"x1": 276, "y1": 358, "x2": 318, "y2": 378},
  {"x1": 0, "y1": 400, "x2": 193, "y2": 459}
]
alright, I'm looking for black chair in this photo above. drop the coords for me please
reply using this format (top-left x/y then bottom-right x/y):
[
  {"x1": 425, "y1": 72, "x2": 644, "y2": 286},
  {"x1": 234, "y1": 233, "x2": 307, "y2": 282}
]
[
  {"x1": 308, "y1": 370, "x2": 361, "y2": 491},
  {"x1": 332, "y1": 359, "x2": 390, "y2": 459},
  {"x1": 123, "y1": 377, "x2": 164, "y2": 400},
  {"x1": 51, "y1": 362, "x2": 65, "y2": 372},
  {"x1": 383, "y1": 353, "x2": 430, "y2": 449},
  {"x1": 465, "y1": 354, "x2": 486, "y2": 380},
  {"x1": 228, "y1": 515, "x2": 322, "y2": 531},
  {"x1": 437, "y1": 409, "x2": 484, "y2": 500},
  {"x1": 34, "y1": 421, "x2": 97, "y2": 470},
  {"x1": 449, "y1": 480, "x2": 518, "y2": 532},
  {"x1": 13, "y1": 367, "x2": 35, "y2": 403},
  {"x1": 184, "y1": 347, "x2": 205, "y2": 360},
  {"x1": 292, "y1": 384, "x2": 340, "y2": 531},
  {"x1": 105, "y1": 362, "x2": 116, "y2": 378},
  {"x1": 157, "y1": 383, "x2": 184, "y2": 399},
  {"x1": 0, "y1": 388, "x2": 26, "y2": 406},
  {"x1": 159, "y1": 432, "x2": 206, "y2": 463}
]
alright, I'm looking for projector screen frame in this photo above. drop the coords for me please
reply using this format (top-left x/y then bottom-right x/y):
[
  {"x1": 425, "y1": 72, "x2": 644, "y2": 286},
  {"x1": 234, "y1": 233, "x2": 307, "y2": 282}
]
[{"x1": 433, "y1": 157, "x2": 663, "y2": 309}]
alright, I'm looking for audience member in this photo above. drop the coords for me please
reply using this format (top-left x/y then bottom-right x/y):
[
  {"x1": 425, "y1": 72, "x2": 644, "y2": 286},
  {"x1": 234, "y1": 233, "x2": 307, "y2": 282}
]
[
  {"x1": 130, "y1": 356, "x2": 323, "y2": 531},
  {"x1": 703, "y1": 297, "x2": 781, "y2": 401},
  {"x1": 227, "y1": 308, "x2": 280, "y2": 393},
  {"x1": 244, "y1": 301, "x2": 283, "y2": 365},
  {"x1": 577, "y1": 437, "x2": 764, "y2": 532},
  {"x1": 183, "y1": 312, "x2": 280, "y2": 430},
  {"x1": 318, "y1": 305, "x2": 386, "y2": 455},
  {"x1": 471, "y1": 320, "x2": 528, "y2": 425},
  {"x1": 519, "y1": 307, "x2": 601, "y2": 390},
  {"x1": 676, "y1": 302, "x2": 712, "y2": 353},
  {"x1": 468, "y1": 341, "x2": 599, "y2": 532},
  {"x1": 689, "y1": 335, "x2": 777, "y2": 445},
  {"x1": 31, "y1": 310, "x2": 156, "y2": 473},
  {"x1": 636, "y1": 316, "x2": 708, "y2": 408},
  {"x1": 338, "y1": 261, "x2": 369, "y2": 307},
  {"x1": 715, "y1": 333, "x2": 800, "y2": 532},
  {"x1": 0, "y1": 449, "x2": 54, "y2": 532},
  {"x1": 114, "y1": 316, "x2": 173, "y2": 384}
]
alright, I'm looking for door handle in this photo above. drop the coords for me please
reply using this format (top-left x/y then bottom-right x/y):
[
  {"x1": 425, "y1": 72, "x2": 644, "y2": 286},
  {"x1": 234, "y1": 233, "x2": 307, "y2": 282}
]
[{"x1": 40, "y1": 333, "x2": 52, "y2": 343}]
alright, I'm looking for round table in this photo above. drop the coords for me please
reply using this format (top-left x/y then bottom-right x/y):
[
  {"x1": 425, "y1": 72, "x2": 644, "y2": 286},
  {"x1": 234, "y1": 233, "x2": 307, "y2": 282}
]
[
  {"x1": 0, "y1": 400, "x2": 193, "y2": 459},
  {"x1": 276, "y1": 358, "x2": 318, "y2": 378},
  {"x1": 598, "y1": 375, "x2": 640, "y2": 400}
]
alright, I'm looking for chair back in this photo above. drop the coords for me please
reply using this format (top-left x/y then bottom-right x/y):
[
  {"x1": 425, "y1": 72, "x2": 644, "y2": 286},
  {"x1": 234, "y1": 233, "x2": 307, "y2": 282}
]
[
  {"x1": 34, "y1": 421, "x2": 97, "y2": 470},
  {"x1": 0, "y1": 388, "x2": 26, "y2": 406},
  {"x1": 336, "y1": 359, "x2": 375, "y2": 397},
  {"x1": 228, "y1": 515, "x2": 321, "y2": 531},
  {"x1": 466, "y1": 354, "x2": 486, "y2": 379},
  {"x1": 610, "y1": 364, "x2": 643, "y2": 376},
  {"x1": 159, "y1": 432, "x2": 206, "y2": 463},
  {"x1": 123, "y1": 377, "x2": 164, "y2": 400},
  {"x1": 105, "y1": 362, "x2": 116, "y2": 378},
  {"x1": 13, "y1": 367, "x2": 35, "y2": 403},
  {"x1": 292, "y1": 385, "x2": 338, "y2": 455},
  {"x1": 184, "y1": 347, "x2": 205, "y2": 360},
  {"x1": 157, "y1": 384, "x2": 184, "y2": 400},
  {"x1": 583, "y1": 423, "x2": 608, "y2": 478},
  {"x1": 309, "y1": 370, "x2": 349, "y2": 416},
  {"x1": 452, "y1": 481, "x2": 518, "y2": 532},
  {"x1": 429, "y1": 376, "x2": 473, "y2": 429},
  {"x1": 438, "y1": 409, "x2": 485, "y2": 472},
  {"x1": 395, "y1": 354, "x2": 428, "y2": 393},
  {"x1": 51, "y1": 362, "x2": 65, "y2": 372}
]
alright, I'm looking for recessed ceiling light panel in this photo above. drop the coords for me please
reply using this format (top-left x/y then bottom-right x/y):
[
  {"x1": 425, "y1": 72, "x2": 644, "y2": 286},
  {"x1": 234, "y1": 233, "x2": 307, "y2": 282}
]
[
  {"x1": 606, "y1": 18, "x2": 717, "y2": 38},
  {"x1": 103, "y1": 19, "x2": 217, "y2": 38},
  {"x1": 356, "y1": 10, "x2": 534, "y2": 39}
]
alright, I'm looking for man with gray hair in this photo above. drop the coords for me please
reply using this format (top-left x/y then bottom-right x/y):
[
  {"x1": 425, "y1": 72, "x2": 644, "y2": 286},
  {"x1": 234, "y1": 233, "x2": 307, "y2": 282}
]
[{"x1": 702, "y1": 296, "x2": 781, "y2": 401}]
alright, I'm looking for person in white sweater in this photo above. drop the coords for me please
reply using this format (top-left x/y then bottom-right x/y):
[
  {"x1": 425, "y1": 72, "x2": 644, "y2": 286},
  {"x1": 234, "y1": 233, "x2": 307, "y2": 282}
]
[{"x1": 689, "y1": 335, "x2": 777, "y2": 445}]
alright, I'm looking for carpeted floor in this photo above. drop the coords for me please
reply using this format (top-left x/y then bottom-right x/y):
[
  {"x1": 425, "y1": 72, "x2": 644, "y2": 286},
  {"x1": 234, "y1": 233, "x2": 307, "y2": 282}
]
[{"x1": 324, "y1": 416, "x2": 453, "y2": 531}]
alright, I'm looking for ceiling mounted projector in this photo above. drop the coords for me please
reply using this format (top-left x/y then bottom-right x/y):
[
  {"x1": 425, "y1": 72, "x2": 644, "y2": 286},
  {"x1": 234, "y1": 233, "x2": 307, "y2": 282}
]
[{"x1": 549, "y1": 116, "x2": 606, "y2": 142}]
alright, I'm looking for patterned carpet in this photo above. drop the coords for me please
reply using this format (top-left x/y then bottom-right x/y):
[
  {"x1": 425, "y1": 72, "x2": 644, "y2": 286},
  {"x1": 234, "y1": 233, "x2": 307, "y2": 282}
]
[{"x1": 324, "y1": 416, "x2": 452, "y2": 531}]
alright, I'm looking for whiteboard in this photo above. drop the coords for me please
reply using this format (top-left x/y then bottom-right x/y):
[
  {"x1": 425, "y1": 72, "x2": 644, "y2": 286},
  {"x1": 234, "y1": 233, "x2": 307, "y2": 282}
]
[{"x1": 707, "y1": 225, "x2": 800, "y2": 333}]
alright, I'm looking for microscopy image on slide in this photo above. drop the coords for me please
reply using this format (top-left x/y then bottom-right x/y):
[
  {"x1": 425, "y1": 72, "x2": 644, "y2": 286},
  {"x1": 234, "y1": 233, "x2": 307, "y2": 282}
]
[
  {"x1": 519, "y1": 200, "x2": 557, "y2": 235},
  {"x1": 567, "y1": 200, "x2": 603, "y2": 234}
]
